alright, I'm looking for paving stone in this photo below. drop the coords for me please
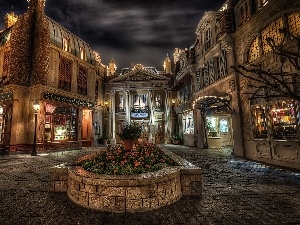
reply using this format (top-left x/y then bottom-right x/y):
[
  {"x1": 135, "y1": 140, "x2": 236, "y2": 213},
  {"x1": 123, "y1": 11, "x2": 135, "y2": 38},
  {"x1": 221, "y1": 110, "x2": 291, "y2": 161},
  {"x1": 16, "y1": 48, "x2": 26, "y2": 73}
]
[{"x1": 0, "y1": 145, "x2": 300, "y2": 224}]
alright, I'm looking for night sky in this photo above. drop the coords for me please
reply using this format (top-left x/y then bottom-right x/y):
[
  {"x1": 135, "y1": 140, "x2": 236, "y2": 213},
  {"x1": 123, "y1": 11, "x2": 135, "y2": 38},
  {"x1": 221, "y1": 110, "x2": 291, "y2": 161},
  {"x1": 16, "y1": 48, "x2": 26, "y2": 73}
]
[{"x1": 1, "y1": 0, "x2": 224, "y2": 71}]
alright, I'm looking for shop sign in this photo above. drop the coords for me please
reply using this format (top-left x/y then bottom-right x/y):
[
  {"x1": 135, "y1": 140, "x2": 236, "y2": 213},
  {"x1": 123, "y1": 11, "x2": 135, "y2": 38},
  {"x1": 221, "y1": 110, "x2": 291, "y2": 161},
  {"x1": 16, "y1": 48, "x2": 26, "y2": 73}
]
[{"x1": 131, "y1": 112, "x2": 148, "y2": 118}]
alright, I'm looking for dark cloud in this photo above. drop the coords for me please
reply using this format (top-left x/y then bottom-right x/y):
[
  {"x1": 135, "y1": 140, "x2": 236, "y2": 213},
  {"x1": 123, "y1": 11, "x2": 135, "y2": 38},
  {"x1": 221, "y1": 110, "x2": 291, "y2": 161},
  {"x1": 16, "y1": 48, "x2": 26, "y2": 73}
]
[{"x1": 0, "y1": 0, "x2": 224, "y2": 71}]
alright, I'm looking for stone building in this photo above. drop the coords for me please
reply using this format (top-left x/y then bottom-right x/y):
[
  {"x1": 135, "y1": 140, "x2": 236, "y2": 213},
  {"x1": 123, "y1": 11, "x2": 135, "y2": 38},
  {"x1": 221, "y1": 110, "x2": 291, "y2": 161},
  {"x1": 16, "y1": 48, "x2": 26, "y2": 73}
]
[
  {"x1": 233, "y1": 0, "x2": 300, "y2": 169},
  {"x1": 103, "y1": 63, "x2": 172, "y2": 145},
  {"x1": 0, "y1": 0, "x2": 106, "y2": 152}
]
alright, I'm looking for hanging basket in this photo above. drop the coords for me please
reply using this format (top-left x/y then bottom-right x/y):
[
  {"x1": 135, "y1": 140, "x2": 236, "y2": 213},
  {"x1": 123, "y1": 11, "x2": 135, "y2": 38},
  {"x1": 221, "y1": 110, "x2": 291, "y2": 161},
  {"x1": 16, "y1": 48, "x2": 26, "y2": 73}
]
[{"x1": 123, "y1": 140, "x2": 135, "y2": 151}]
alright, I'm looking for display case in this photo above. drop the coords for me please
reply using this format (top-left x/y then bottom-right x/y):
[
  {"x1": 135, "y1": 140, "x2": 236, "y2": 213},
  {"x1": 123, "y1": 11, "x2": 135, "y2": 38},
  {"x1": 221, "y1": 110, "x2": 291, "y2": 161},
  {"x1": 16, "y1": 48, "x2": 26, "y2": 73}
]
[
  {"x1": 270, "y1": 100, "x2": 297, "y2": 140},
  {"x1": 253, "y1": 105, "x2": 268, "y2": 139}
]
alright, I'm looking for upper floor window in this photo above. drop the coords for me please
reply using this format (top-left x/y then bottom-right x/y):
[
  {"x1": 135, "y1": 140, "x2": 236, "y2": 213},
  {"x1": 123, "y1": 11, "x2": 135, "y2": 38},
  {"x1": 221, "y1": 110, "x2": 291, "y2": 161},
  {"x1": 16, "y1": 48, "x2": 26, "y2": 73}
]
[
  {"x1": 78, "y1": 66, "x2": 87, "y2": 95},
  {"x1": 257, "y1": 0, "x2": 268, "y2": 10},
  {"x1": 0, "y1": 105, "x2": 4, "y2": 143},
  {"x1": 155, "y1": 94, "x2": 162, "y2": 110},
  {"x1": 59, "y1": 57, "x2": 72, "y2": 91},
  {"x1": 62, "y1": 36, "x2": 70, "y2": 52},
  {"x1": 95, "y1": 80, "x2": 99, "y2": 100},
  {"x1": 80, "y1": 47, "x2": 86, "y2": 61},
  {"x1": 248, "y1": 37, "x2": 260, "y2": 63},
  {"x1": 288, "y1": 12, "x2": 300, "y2": 37},
  {"x1": 205, "y1": 27, "x2": 211, "y2": 51},
  {"x1": 240, "y1": 1, "x2": 250, "y2": 25},
  {"x1": 261, "y1": 17, "x2": 284, "y2": 55},
  {"x1": 2, "y1": 51, "x2": 10, "y2": 77}
]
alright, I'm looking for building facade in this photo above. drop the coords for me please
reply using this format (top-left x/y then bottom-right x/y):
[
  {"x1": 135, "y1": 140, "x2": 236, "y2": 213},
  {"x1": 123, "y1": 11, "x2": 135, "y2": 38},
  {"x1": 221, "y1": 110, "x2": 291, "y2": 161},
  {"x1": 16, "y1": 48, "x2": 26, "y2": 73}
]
[
  {"x1": 103, "y1": 63, "x2": 172, "y2": 145},
  {"x1": 0, "y1": 0, "x2": 106, "y2": 152},
  {"x1": 234, "y1": 0, "x2": 300, "y2": 169}
]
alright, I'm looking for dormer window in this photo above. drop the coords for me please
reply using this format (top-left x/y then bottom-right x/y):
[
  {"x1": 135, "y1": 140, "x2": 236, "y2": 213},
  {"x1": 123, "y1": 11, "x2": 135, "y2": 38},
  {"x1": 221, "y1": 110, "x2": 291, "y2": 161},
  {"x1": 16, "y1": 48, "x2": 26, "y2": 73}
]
[
  {"x1": 62, "y1": 36, "x2": 70, "y2": 52},
  {"x1": 204, "y1": 27, "x2": 211, "y2": 51},
  {"x1": 80, "y1": 47, "x2": 86, "y2": 61},
  {"x1": 258, "y1": 0, "x2": 268, "y2": 10}
]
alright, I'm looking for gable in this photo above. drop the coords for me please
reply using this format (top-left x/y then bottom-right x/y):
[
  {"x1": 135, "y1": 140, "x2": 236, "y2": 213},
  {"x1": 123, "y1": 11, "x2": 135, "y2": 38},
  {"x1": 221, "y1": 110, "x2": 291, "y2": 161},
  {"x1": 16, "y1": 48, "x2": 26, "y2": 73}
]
[{"x1": 109, "y1": 69, "x2": 170, "y2": 83}]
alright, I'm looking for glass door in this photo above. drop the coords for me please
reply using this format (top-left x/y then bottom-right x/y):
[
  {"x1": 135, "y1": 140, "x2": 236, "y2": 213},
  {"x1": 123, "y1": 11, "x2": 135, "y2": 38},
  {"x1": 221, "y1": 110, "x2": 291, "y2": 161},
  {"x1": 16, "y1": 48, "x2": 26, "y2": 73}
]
[{"x1": 218, "y1": 116, "x2": 232, "y2": 146}]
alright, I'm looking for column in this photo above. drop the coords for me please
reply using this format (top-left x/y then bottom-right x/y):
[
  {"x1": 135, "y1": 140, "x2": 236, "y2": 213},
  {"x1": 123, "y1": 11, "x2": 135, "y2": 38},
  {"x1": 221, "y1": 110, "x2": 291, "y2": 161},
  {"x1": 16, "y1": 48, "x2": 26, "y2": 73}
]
[
  {"x1": 110, "y1": 90, "x2": 116, "y2": 145},
  {"x1": 164, "y1": 89, "x2": 169, "y2": 144},
  {"x1": 125, "y1": 90, "x2": 130, "y2": 122}
]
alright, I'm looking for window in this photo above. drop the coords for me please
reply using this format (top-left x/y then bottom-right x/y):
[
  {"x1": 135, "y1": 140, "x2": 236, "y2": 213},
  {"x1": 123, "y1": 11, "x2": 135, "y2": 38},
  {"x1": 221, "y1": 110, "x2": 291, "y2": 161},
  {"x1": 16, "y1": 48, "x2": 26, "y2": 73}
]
[
  {"x1": 117, "y1": 94, "x2": 125, "y2": 112},
  {"x1": 155, "y1": 94, "x2": 162, "y2": 110},
  {"x1": 261, "y1": 17, "x2": 284, "y2": 54},
  {"x1": 133, "y1": 94, "x2": 146, "y2": 109},
  {"x1": 78, "y1": 66, "x2": 87, "y2": 95},
  {"x1": 183, "y1": 111, "x2": 194, "y2": 134},
  {"x1": 240, "y1": 2, "x2": 250, "y2": 25},
  {"x1": 248, "y1": 37, "x2": 260, "y2": 63},
  {"x1": 95, "y1": 80, "x2": 99, "y2": 100},
  {"x1": 2, "y1": 51, "x2": 10, "y2": 77},
  {"x1": 205, "y1": 27, "x2": 211, "y2": 51},
  {"x1": 240, "y1": 6, "x2": 245, "y2": 23},
  {"x1": 252, "y1": 105, "x2": 268, "y2": 139},
  {"x1": 80, "y1": 47, "x2": 86, "y2": 61},
  {"x1": 62, "y1": 36, "x2": 70, "y2": 52},
  {"x1": 59, "y1": 57, "x2": 72, "y2": 91},
  {"x1": 288, "y1": 12, "x2": 300, "y2": 38},
  {"x1": 206, "y1": 116, "x2": 218, "y2": 137},
  {"x1": 258, "y1": 0, "x2": 268, "y2": 10},
  {"x1": 219, "y1": 49, "x2": 227, "y2": 78},
  {"x1": 270, "y1": 100, "x2": 297, "y2": 140}
]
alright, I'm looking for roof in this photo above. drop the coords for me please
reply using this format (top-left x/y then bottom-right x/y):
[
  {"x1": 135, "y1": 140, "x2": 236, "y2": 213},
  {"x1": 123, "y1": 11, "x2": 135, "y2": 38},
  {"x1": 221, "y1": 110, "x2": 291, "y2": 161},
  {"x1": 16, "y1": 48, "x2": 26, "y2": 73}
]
[{"x1": 47, "y1": 17, "x2": 96, "y2": 66}]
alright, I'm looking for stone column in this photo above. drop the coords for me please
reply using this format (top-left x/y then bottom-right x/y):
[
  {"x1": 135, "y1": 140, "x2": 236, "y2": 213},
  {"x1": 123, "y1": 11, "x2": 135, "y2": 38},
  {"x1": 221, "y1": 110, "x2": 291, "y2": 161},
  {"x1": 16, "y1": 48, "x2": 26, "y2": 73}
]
[
  {"x1": 125, "y1": 90, "x2": 130, "y2": 122},
  {"x1": 164, "y1": 89, "x2": 169, "y2": 144},
  {"x1": 110, "y1": 90, "x2": 116, "y2": 145}
]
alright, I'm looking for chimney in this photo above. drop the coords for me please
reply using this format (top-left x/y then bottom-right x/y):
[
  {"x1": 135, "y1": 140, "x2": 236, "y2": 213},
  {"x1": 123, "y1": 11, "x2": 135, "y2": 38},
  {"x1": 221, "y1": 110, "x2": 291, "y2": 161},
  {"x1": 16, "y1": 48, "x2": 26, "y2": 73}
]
[{"x1": 4, "y1": 12, "x2": 18, "y2": 29}]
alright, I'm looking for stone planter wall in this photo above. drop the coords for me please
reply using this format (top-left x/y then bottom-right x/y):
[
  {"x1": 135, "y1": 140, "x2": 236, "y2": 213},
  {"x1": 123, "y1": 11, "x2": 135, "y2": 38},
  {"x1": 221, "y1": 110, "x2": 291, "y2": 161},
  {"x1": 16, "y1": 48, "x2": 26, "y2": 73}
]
[{"x1": 49, "y1": 147, "x2": 202, "y2": 213}]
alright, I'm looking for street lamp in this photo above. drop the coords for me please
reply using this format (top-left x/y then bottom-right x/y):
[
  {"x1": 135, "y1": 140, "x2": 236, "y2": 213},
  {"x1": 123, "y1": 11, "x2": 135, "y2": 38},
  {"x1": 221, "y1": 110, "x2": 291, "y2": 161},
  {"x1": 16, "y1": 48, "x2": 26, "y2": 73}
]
[
  {"x1": 104, "y1": 99, "x2": 109, "y2": 111},
  {"x1": 31, "y1": 100, "x2": 40, "y2": 156}
]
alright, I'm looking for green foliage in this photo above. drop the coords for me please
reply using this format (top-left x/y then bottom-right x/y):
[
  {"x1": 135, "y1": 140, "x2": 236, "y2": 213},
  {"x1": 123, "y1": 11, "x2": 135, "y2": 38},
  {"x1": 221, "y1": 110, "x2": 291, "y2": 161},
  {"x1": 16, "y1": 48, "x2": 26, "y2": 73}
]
[
  {"x1": 116, "y1": 122, "x2": 143, "y2": 140},
  {"x1": 75, "y1": 143, "x2": 178, "y2": 175},
  {"x1": 171, "y1": 133, "x2": 181, "y2": 140}
]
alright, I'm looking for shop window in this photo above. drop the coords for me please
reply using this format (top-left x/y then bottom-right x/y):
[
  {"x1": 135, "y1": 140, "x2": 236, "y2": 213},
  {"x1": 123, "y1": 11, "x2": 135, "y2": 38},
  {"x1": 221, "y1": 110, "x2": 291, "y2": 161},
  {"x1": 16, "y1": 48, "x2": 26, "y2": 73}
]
[
  {"x1": 0, "y1": 105, "x2": 4, "y2": 143},
  {"x1": 62, "y1": 36, "x2": 70, "y2": 52},
  {"x1": 205, "y1": 27, "x2": 211, "y2": 51},
  {"x1": 252, "y1": 105, "x2": 268, "y2": 139},
  {"x1": 248, "y1": 37, "x2": 260, "y2": 63},
  {"x1": 183, "y1": 111, "x2": 194, "y2": 134},
  {"x1": 59, "y1": 57, "x2": 72, "y2": 91},
  {"x1": 78, "y1": 66, "x2": 87, "y2": 95},
  {"x1": 270, "y1": 100, "x2": 297, "y2": 140},
  {"x1": 261, "y1": 17, "x2": 284, "y2": 55},
  {"x1": 45, "y1": 107, "x2": 77, "y2": 142},
  {"x1": 206, "y1": 116, "x2": 218, "y2": 137},
  {"x1": 288, "y1": 12, "x2": 300, "y2": 38}
]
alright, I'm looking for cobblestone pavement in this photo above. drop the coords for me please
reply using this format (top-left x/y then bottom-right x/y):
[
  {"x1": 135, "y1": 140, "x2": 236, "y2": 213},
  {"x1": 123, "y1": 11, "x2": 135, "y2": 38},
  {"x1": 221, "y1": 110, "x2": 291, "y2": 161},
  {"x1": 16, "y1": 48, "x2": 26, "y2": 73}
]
[{"x1": 0, "y1": 145, "x2": 300, "y2": 225}]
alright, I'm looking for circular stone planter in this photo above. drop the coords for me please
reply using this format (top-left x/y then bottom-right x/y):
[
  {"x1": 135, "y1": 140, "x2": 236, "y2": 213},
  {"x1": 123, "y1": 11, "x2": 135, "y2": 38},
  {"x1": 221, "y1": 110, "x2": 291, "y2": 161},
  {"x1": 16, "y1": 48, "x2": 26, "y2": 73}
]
[
  {"x1": 50, "y1": 148, "x2": 202, "y2": 213},
  {"x1": 67, "y1": 165, "x2": 182, "y2": 213}
]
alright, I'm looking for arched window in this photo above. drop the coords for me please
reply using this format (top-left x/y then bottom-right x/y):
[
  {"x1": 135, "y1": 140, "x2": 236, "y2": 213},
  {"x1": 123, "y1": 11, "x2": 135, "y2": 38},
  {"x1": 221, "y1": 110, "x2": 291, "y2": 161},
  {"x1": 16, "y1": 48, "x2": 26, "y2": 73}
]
[
  {"x1": 261, "y1": 17, "x2": 284, "y2": 55},
  {"x1": 288, "y1": 12, "x2": 300, "y2": 37},
  {"x1": 248, "y1": 37, "x2": 260, "y2": 63}
]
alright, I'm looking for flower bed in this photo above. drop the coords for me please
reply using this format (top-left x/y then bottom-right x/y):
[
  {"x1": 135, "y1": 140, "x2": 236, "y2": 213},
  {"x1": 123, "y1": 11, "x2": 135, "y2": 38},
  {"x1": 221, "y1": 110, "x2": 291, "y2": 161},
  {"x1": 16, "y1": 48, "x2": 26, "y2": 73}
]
[{"x1": 75, "y1": 143, "x2": 178, "y2": 175}]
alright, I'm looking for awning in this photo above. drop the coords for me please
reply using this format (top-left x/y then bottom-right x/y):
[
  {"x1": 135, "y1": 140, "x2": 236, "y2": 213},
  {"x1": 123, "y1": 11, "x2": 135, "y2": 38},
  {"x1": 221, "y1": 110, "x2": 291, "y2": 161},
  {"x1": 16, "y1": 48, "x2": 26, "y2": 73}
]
[{"x1": 193, "y1": 95, "x2": 234, "y2": 115}]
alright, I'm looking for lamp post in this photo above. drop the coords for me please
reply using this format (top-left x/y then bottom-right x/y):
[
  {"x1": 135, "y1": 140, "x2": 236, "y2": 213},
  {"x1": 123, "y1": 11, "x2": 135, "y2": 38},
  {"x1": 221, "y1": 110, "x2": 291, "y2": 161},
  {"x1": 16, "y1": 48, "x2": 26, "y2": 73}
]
[{"x1": 31, "y1": 100, "x2": 40, "y2": 156}]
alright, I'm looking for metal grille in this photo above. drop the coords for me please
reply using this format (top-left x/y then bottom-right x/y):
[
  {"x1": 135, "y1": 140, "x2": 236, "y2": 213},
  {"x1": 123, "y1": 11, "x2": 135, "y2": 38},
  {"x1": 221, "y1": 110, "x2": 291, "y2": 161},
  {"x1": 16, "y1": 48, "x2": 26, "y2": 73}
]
[
  {"x1": 59, "y1": 57, "x2": 72, "y2": 91},
  {"x1": 220, "y1": 49, "x2": 227, "y2": 78},
  {"x1": 288, "y1": 12, "x2": 300, "y2": 37},
  {"x1": 248, "y1": 37, "x2": 259, "y2": 63},
  {"x1": 209, "y1": 59, "x2": 215, "y2": 84},
  {"x1": 78, "y1": 66, "x2": 87, "y2": 95},
  {"x1": 261, "y1": 17, "x2": 284, "y2": 54}
]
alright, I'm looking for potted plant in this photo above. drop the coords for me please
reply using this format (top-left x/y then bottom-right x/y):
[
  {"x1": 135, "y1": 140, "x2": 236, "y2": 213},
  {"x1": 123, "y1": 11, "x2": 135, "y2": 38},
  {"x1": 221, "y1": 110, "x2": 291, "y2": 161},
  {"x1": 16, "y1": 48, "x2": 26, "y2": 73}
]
[
  {"x1": 117, "y1": 121, "x2": 143, "y2": 150},
  {"x1": 171, "y1": 133, "x2": 181, "y2": 145}
]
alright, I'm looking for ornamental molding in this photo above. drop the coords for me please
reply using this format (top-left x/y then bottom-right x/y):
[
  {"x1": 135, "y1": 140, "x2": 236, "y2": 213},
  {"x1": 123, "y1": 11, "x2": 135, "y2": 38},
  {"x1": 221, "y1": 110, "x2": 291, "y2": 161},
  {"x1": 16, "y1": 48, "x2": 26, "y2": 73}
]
[{"x1": 109, "y1": 68, "x2": 170, "y2": 82}]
